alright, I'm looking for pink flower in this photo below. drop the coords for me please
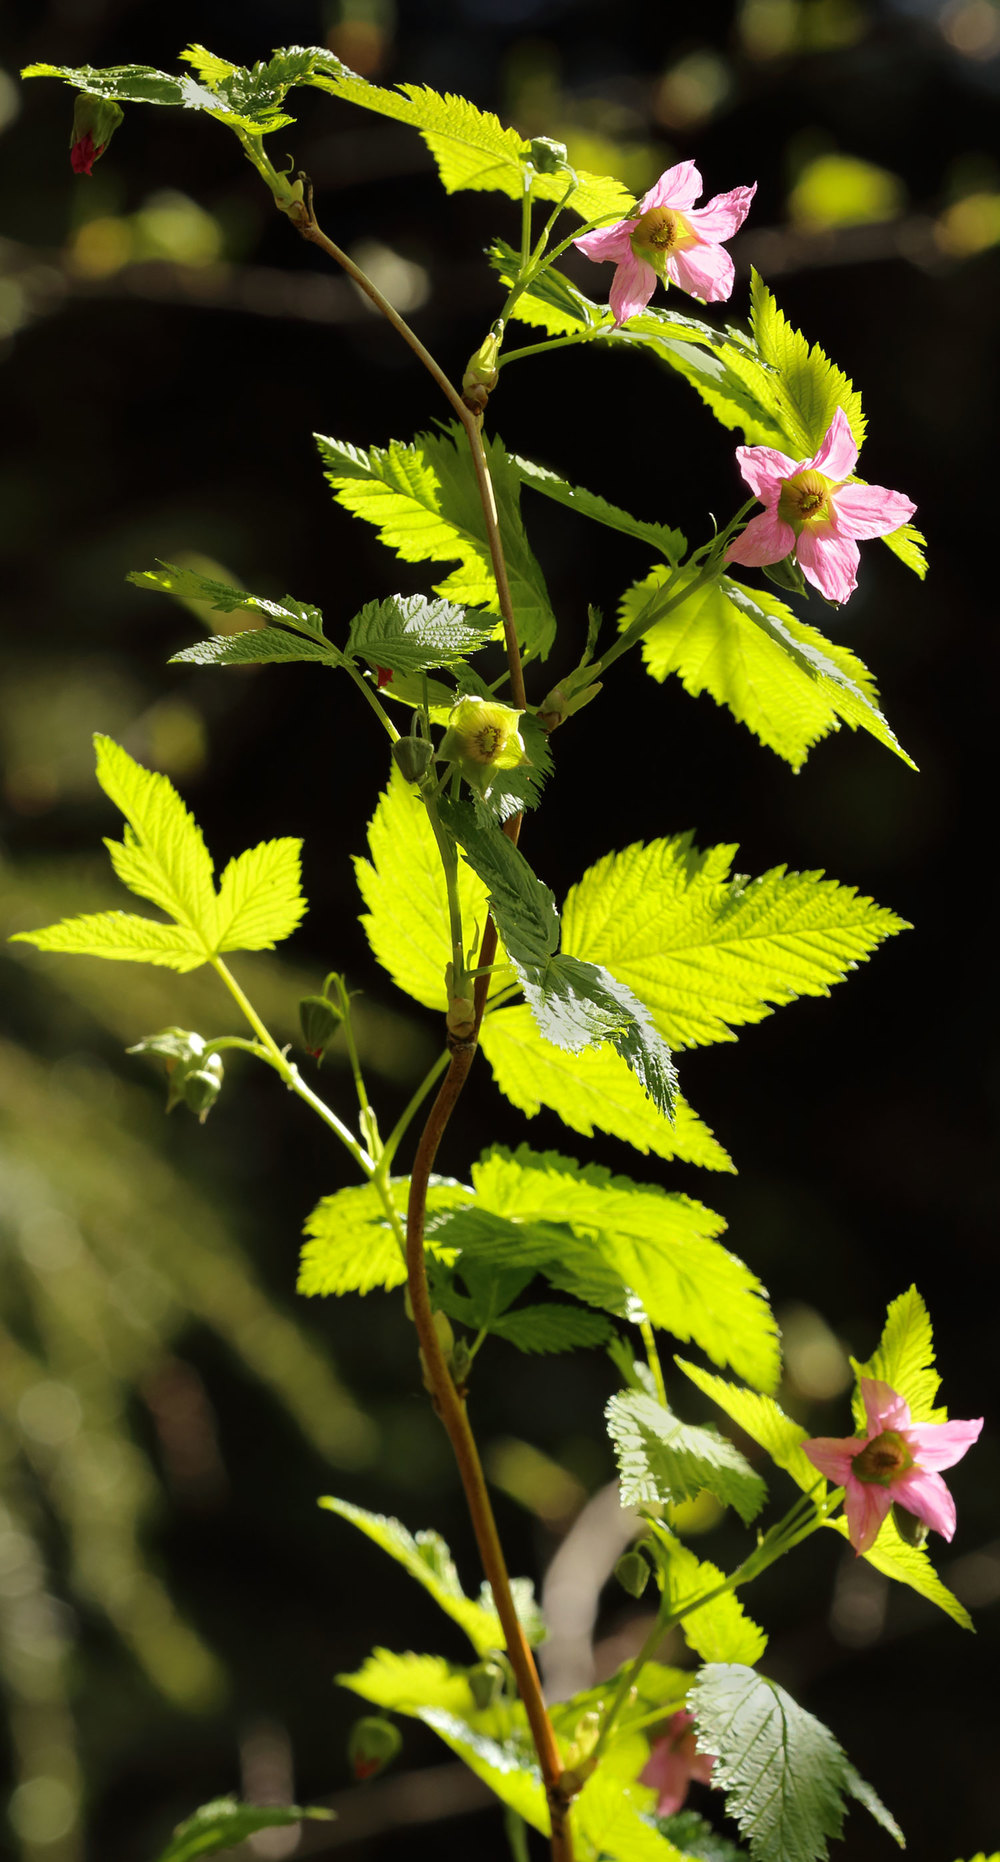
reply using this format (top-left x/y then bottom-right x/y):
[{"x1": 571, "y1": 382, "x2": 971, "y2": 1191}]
[
  {"x1": 640, "y1": 1709, "x2": 715, "y2": 1816},
  {"x1": 70, "y1": 130, "x2": 103, "y2": 176},
  {"x1": 573, "y1": 162, "x2": 756, "y2": 324},
  {"x1": 724, "y1": 408, "x2": 916, "y2": 604},
  {"x1": 804, "y1": 1377, "x2": 982, "y2": 1556}
]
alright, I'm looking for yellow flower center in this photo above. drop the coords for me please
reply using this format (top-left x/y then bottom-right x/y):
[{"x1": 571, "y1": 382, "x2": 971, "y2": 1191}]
[
  {"x1": 630, "y1": 206, "x2": 694, "y2": 265},
  {"x1": 852, "y1": 1430, "x2": 913, "y2": 1487},
  {"x1": 777, "y1": 467, "x2": 833, "y2": 531}
]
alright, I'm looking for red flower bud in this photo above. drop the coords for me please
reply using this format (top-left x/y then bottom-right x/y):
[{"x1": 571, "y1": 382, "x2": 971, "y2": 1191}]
[{"x1": 68, "y1": 94, "x2": 124, "y2": 177}]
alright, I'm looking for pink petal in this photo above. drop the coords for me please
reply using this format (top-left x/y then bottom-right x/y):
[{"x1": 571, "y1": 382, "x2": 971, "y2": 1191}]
[
  {"x1": 905, "y1": 1416, "x2": 983, "y2": 1472},
  {"x1": 809, "y1": 407, "x2": 858, "y2": 480},
  {"x1": 845, "y1": 1476, "x2": 892, "y2": 1555},
  {"x1": 801, "y1": 1435, "x2": 860, "y2": 1485},
  {"x1": 733, "y1": 442, "x2": 798, "y2": 501},
  {"x1": 893, "y1": 1468, "x2": 957, "y2": 1541},
  {"x1": 667, "y1": 241, "x2": 736, "y2": 303},
  {"x1": 609, "y1": 251, "x2": 657, "y2": 325},
  {"x1": 861, "y1": 1379, "x2": 912, "y2": 1437},
  {"x1": 831, "y1": 483, "x2": 918, "y2": 540},
  {"x1": 684, "y1": 182, "x2": 757, "y2": 243},
  {"x1": 573, "y1": 221, "x2": 633, "y2": 263},
  {"x1": 640, "y1": 1740, "x2": 695, "y2": 1816},
  {"x1": 641, "y1": 159, "x2": 703, "y2": 213},
  {"x1": 691, "y1": 1750, "x2": 716, "y2": 1787},
  {"x1": 796, "y1": 526, "x2": 860, "y2": 603},
  {"x1": 725, "y1": 508, "x2": 796, "y2": 569}
]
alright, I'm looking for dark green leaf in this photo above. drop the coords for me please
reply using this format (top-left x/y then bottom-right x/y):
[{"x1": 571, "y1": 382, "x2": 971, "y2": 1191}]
[
  {"x1": 489, "y1": 1305, "x2": 613, "y2": 1353},
  {"x1": 151, "y1": 1797, "x2": 331, "y2": 1862},
  {"x1": 346, "y1": 594, "x2": 496, "y2": 674},
  {"x1": 517, "y1": 954, "x2": 677, "y2": 1119},
  {"x1": 131, "y1": 562, "x2": 326, "y2": 638},
  {"x1": 170, "y1": 627, "x2": 339, "y2": 668},
  {"x1": 437, "y1": 797, "x2": 559, "y2": 966}
]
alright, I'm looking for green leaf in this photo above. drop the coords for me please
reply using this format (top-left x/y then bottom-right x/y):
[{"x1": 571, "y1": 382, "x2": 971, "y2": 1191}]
[
  {"x1": 306, "y1": 71, "x2": 631, "y2": 223},
  {"x1": 512, "y1": 454, "x2": 686, "y2": 564},
  {"x1": 170, "y1": 628, "x2": 338, "y2": 669},
  {"x1": 676, "y1": 1361, "x2": 822, "y2": 1498},
  {"x1": 214, "y1": 839, "x2": 307, "y2": 952},
  {"x1": 749, "y1": 270, "x2": 866, "y2": 457},
  {"x1": 850, "y1": 1284, "x2": 945, "y2": 1427},
  {"x1": 647, "y1": 1528, "x2": 768, "y2": 1666},
  {"x1": 881, "y1": 521, "x2": 928, "y2": 579},
  {"x1": 574, "y1": 1772, "x2": 688, "y2": 1862},
  {"x1": 299, "y1": 1178, "x2": 465, "y2": 1298},
  {"x1": 606, "y1": 1392, "x2": 767, "y2": 1523},
  {"x1": 518, "y1": 955, "x2": 677, "y2": 1121},
  {"x1": 22, "y1": 60, "x2": 210, "y2": 110},
  {"x1": 825, "y1": 1513, "x2": 972, "y2": 1631},
  {"x1": 316, "y1": 424, "x2": 557, "y2": 659},
  {"x1": 449, "y1": 1147, "x2": 778, "y2": 1391},
  {"x1": 479, "y1": 1006, "x2": 734, "y2": 1172},
  {"x1": 491, "y1": 243, "x2": 722, "y2": 353},
  {"x1": 11, "y1": 737, "x2": 306, "y2": 971},
  {"x1": 152, "y1": 1797, "x2": 331, "y2": 1862},
  {"x1": 562, "y1": 831, "x2": 907, "y2": 1051},
  {"x1": 657, "y1": 1810, "x2": 747, "y2": 1862},
  {"x1": 490, "y1": 1305, "x2": 613, "y2": 1354},
  {"x1": 354, "y1": 768, "x2": 505, "y2": 1011},
  {"x1": 437, "y1": 797, "x2": 559, "y2": 967},
  {"x1": 178, "y1": 43, "x2": 340, "y2": 135},
  {"x1": 417, "y1": 1708, "x2": 549, "y2": 1832},
  {"x1": 346, "y1": 594, "x2": 496, "y2": 674},
  {"x1": 690, "y1": 1664, "x2": 904, "y2": 1862},
  {"x1": 10, "y1": 910, "x2": 206, "y2": 973},
  {"x1": 132, "y1": 561, "x2": 326, "y2": 638},
  {"x1": 338, "y1": 1647, "x2": 481, "y2": 1717},
  {"x1": 620, "y1": 566, "x2": 914, "y2": 770},
  {"x1": 319, "y1": 1500, "x2": 504, "y2": 1655}
]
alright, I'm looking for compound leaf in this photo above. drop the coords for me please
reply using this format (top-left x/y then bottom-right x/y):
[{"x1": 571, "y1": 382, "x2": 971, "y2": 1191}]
[{"x1": 299, "y1": 1178, "x2": 465, "y2": 1299}]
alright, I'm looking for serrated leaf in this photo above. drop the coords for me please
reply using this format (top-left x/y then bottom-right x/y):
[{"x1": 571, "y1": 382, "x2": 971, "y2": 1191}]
[
  {"x1": 750, "y1": 270, "x2": 866, "y2": 457},
  {"x1": 132, "y1": 561, "x2": 326, "y2": 638},
  {"x1": 22, "y1": 60, "x2": 210, "y2": 109},
  {"x1": 437, "y1": 797, "x2": 559, "y2": 967},
  {"x1": 512, "y1": 454, "x2": 686, "y2": 564},
  {"x1": 648, "y1": 1529, "x2": 768, "y2": 1666},
  {"x1": 690, "y1": 1664, "x2": 903, "y2": 1862},
  {"x1": 479, "y1": 1006, "x2": 733, "y2": 1172},
  {"x1": 850, "y1": 1284, "x2": 945, "y2": 1427},
  {"x1": 10, "y1": 910, "x2": 206, "y2": 973},
  {"x1": 418, "y1": 1708, "x2": 549, "y2": 1832},
  {"x1": 607, "y1": 1392, "x2": 767, "y2": 1524},
  {"x1": 153, "y1": 1797, "x2": 331, "y2": 1862},
  {"x1": 178, "y1": 43, "x2": 340, "y2": 135},
  {"x1": 825, "y1": 1513, "x2": 972, "y2": 1631},
  {"x1": 676, "y1": 1361, "x2": 822, "y2": 1498},
  {"x1": 562, "y1": 832, "x2": 907, "y2": 1051},
  {"x1": 620, "y1": 565, "x2": 914, "y2": 770},
  {"x1": 881, "y1": 521, "x2": 928, "y2": 578},
  {"x1": 298, "y1": 1178, "x2": 465, "y2": 1298},
  {"x1": 657, "y1": 1810, "x2": 747, "y2": 1862},
  {"x1": 338, "y1": 1647, "x2": 481, "y2": 1717},
  {"x1": 346, "y1": 594, "x2": 495, "y2": 674},
  {"x1": 354, "y1": 768, "x2": 507, "y2": 1011},
  {"x1": 490, "y1": 1304, "x2": 613, "y2": 1354},
  {"x1": 95, "y1": 733, "x2": 217, "y2": 934},
  {"x1": 316, "y1": 424, "x2": 557, "y2": 659},
  {"x1": 445, "y1": 1147, "x2": 778, "y2": 1391},
  {"x1": 517, "y1": 953, "x2": 677, "y2": 1120},
  {"x1": 574, "y1": 1771, "x2": 687, "y2": 1862},
  {"x1": 170, "y1": 628, "x2": 338, "y2": 669},
  {"x1": 214, "y1": 839, "x2": 307, "y2": 951},
  {"x1": 320, "y1": 1500, "x2": 503, "y2": 1654}
]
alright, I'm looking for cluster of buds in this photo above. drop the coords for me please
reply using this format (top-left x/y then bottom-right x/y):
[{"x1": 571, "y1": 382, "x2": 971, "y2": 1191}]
[{"x1": 127, "y1": 1028, "x2": 224, "y2": 1123}]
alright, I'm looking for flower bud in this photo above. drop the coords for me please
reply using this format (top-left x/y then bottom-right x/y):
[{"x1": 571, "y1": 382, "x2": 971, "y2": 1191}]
[
  {"x1": 468, "y1": 1657, "x2": 506, "y2": 1710},
  {"x1": 298, "y1": 993, "x2": 342, "y2": 1061},
  {"x1": 462, "y1": 332, "x2": 500, "y2": 411},
  {"x1": 391, "y1": 734, "x2": 434, "y2": 784},
  {"x1": 614, "y1": 1549, "x2": 652, "y2": 1599},
  {"x1": 69, "y1": 94, "x2": 124, "y2": 176},
  {"x1": 529, "y1": 136, "x2": 570, "y2": 175},
  {"x1": 347, "y1": 1716, "x2": 402, "y2": 1782},
  {"x1": 181, "y1": 1053, "x2": 223, "y2": 1123},
  {"x1": 892, "y1": 1501, "x2": 930, "y2": 1548}
]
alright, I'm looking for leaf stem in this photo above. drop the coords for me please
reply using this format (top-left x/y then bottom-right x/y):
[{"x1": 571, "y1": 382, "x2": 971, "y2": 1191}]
[{"x1": 639, "y1": 1319, "x2": 668, "y2": 1407}]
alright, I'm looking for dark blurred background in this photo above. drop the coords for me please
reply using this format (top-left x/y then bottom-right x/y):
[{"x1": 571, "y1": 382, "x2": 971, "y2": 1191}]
[{"x1": 1, "y1": 2, "x2": 997, "y2": 1859}]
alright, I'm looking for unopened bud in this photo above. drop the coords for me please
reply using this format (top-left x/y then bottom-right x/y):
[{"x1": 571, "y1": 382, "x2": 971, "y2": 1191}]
[
  {"x1": 181, "y1": 1054, "x2": 223, "y2": 1123},
  {"x1": 462, "y1": 332, "x2": 500, "y2": 410},
  {"x1": 69, "y1": 94, "x2": 124, "y2": 176},
  {"x1": 468, "y1": 1658, "x2": 506, "y2": 1710},
  {"x1": 391, "y1": 735, "x2": 434, "y2": 784},
  {"x1": 892, "y1": 1502, "x2": 930, "y2": 1548},
  {"x1": 529, "y1": 136, "x2": 569, "y2": 175},
  {"x1": 347, "y1": 1716, "x2": 401, "y2": 1782},
  {"x1": 614, "y1": 1549, "x2": 652, "y2": 1599},
  {"x1": 298, "y1": 993, "x2": 342, "y2": 1061}
]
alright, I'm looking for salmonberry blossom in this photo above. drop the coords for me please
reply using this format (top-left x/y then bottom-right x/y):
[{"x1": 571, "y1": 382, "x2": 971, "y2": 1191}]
[
  {"x1": 804, "y1": 1377, "x2": 982, "y2": 1556},
  {"x1": 640, "y1": 1709, "x2": 715, "y2": 1816},
  {"x1": 573, "y1": 161, "x2": 756, "y2": 323},
  {"x1": 724, "y1": 407, "x2": 916, "y2": 604}
]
